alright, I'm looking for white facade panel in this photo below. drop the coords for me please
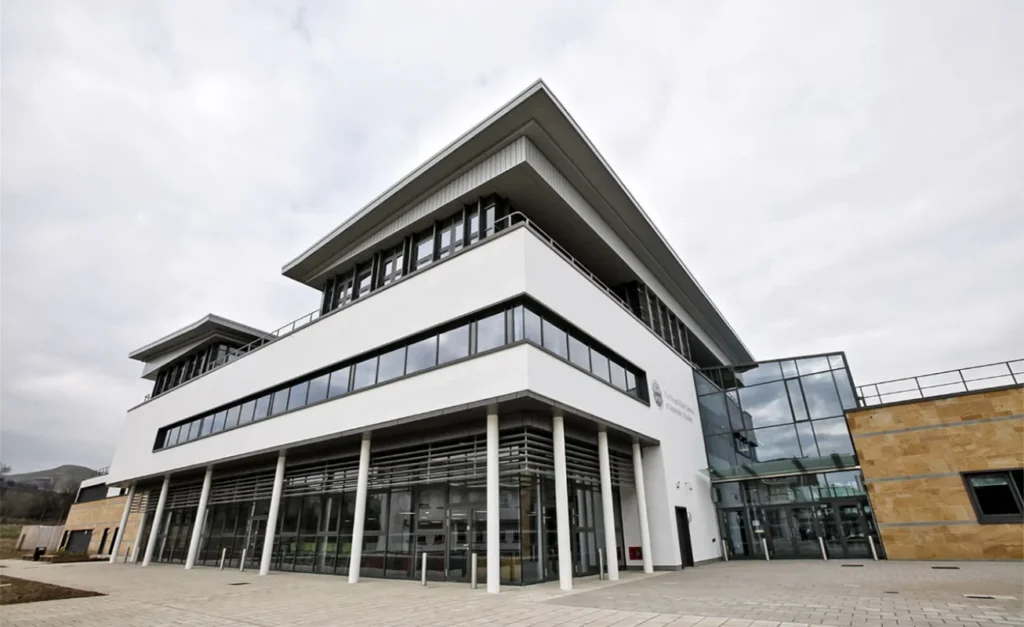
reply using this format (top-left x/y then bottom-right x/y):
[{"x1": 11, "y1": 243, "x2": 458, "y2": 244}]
[
  {"x1": 520, "y1": 231, "x2": 718, "y2": 567},
  {"x1": 109, "y1": 230, "x2": 533, "y2": 483},
  {"x1": 523, "y1": 140, "x2": 730, "y2": 366}
]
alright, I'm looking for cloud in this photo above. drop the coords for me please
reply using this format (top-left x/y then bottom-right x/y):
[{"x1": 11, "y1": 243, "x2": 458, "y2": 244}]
[{"x1": 2, "y1": 0, "x2": 1022, "y2": 472}]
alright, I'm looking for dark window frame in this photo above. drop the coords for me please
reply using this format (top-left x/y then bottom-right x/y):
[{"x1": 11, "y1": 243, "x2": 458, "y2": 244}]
[{"x1": 962, "y1": 469, "x2": 1024, "y2": 524}]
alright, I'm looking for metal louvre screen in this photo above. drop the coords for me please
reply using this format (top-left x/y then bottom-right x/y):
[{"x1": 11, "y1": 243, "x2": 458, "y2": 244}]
[
  {"x1": 283, "y1": 457, "x2": 360, "y2": 497},
  {"x1": 130, "y1": 488, "x2": 152, "y2": 513},
  {"x1": 609, "y1": 450, "x2": 635, "y2": 487},
  {"x1": 164, "y1": 482, "x2": 203, "y2": 510},
  {"x1": 208, "y1": 469, "x2": 276, "y2": 505},
  {"x1": 564, "y1": 438, "x2": 634, "y2": 487},
  {"x1": 369, "y1": 435, "x2": 487, "y2": 488}
]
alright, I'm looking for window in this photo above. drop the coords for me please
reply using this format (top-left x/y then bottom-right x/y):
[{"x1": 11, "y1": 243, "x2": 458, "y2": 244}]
[
  {"x1": 475, "y1": 312, "x2": 505, "y2": 353},
  {"x1": 609, "y1": 361, "x2": 628, "y2": 391},
  {"x1": 225, "y1": 405, "x2": 241, "y2": 429},
  {"x1": 270, "y1": 389, "x2": 289, "y2": 416},
  {"x1": 238, "y1": 400, "x2": 256, "y2": 426},
  {"x1": 212, "y1": 410, "x2": 227, "y2": 433},
  {"x1": 307, "y1": 373, "x2": 330, "y2": 404},
  {"x1": 353, "y1": 356, "x2": 378, "y2": 391},
  {"x1": 452, "y1": 215, "x2": 464, "y2": 252},
  {"x1": 964, "y1": 470, "x2": 1024, "y2": 523},
  {"x1": 568, "y1": 334, "x2": 590, "y2": 371},
  {"x1": 166, "y1": 426, "x2": 180, "y2": 447},
  {"x1": 328, "y1": 366, "x2": 350, "y2": 398},
  {"x1": 286, "y1": 380, "x2": 310, "y2": 411},
  {"x1": 355, "y1": 262, "x2": 373, "y2": 298},
  {"x1": 438, "y1": 325, "x2": 469, "y2": 364},
  {"x1": 523, "y1": 307, "x2": 541, "y2": 344},
  {"x1": 253, "y1": 394, "x2": 272, "y2": 421},
  {"x1": 200, "y1": 416, "x2": 213, "y2": 437},
  {"x1": 413, "y1": 228, "x2": 434, "y2": 270},
  {"x1": 541, "y1": 319, "x2": 568, "y2": 358},
  {"x1": 625, "y1": 371, "x2": 637, "y2": 394},
  {"x1": 379, "y1": 244, "x2": 404, "y2": 287},
  {"x1": 406, "y1": 336, "x2": 437, "y2": 374},
  {"x1": 590, "y1": 349, "x2": 611, "y2": 382},
  {"x1": 377, "y1": 347, "x2": 406, "y2": 383},
  {"x1": 466, "y1": 207, "x2": 480, "y2": 244},
  {"x1": 436, "y1": 217, "x2": 455, "y2": 259}
]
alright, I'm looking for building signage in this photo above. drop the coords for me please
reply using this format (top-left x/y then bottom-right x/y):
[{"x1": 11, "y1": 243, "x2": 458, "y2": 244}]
[{"x1": 651, "y1": 380, "x2": 696, "y2": 422}]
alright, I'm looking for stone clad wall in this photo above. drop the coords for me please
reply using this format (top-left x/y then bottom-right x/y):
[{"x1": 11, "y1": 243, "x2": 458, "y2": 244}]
[
  {"x1": 846, "y1": 386, "x2": 1023, "y2": 560},
  {"x1": 63, "y1": 495, "x2": 142, "y2": 559}
]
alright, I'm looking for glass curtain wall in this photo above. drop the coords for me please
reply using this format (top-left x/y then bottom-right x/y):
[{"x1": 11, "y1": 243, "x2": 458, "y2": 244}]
[{"x1": 142, "y1": 426, "x2": 630, "y2": 584}]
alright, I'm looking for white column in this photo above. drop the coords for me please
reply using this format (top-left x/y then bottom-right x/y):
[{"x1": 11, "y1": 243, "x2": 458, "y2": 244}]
[
  {"x1": 185, "y1": 467, "x2": 213, "y2": 569},
  {"x1": 348, "y1": 434, "x2": 371, "y2": 584},
  {"x1": 486, "y1": 409, "x2": 500, "y2": 594},
  {"x1": 259, "y1": 451, "x2": 287, "y2": 576},
  {"x1": 552, "y1": 411, "x2": 573, "y2": 591},
  {"x1": 597, "y1": 431, "x2": 619, "y2": 580},
  {"x1": 142, "y1": 475, "x2": 170, "y2": 567},
  {"x1": 631, "y1": 442, "x2": 653, "y2": 574},
  {"x1": 130, "y1": 509, "x2": 147, "y2": 563},
  {"x1": 108, "y1": 484, "x2": 135, "y2": 563}
]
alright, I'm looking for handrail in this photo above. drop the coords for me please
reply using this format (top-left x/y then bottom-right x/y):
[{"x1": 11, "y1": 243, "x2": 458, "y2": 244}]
[
  {"x1": 856, "y1": 359, "x2": 1023, "y2": 407},
  {"x1": 95, "y1": 466, "x2": 110, "y2": 476},
  {"x1": 138, "y1": 210, "x2": 655, "y2": 405}
]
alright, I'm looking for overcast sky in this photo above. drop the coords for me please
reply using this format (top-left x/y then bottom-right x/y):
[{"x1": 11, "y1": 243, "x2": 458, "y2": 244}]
[{"x1": 2, "y1": 1, "x2": 1022, "y2": 473}]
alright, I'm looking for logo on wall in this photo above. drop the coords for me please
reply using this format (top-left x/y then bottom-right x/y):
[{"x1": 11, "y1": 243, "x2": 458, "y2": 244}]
[{"x1": 652, "y1": 381, "x2": 664, "y2": 408}]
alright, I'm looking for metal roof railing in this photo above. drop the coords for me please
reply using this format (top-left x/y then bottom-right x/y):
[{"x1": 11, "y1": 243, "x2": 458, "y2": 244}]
[{"x1": 856, "y1": 359, "x2": 1023, "y2": 407}]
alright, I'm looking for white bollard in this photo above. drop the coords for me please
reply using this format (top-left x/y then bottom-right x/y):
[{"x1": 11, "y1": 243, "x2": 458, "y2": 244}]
[
  {"x1": 598, "y1": 548, "x2": 605, "y2": 580},
  {"x1": 761, "y1": 537, "x2": 770, "y2": 561},
  {"x1": 819, "y1": 537, "x2": 828, "y2": 561},
  {"x1": 239, "y1": 549, "x2": 247, "y2": 572},
  {"x1": 421, "y1": 552, "x2": 428, "y2": 586},
  {"x1": 869, "y1": 536, "x2": 879, "y2": 561},
  {"x1": 471, "y1": 553, "x2": 478, "y2": 589},
  {"x1": 219, "y1": 548, "x2": 226, "y2": 570}
]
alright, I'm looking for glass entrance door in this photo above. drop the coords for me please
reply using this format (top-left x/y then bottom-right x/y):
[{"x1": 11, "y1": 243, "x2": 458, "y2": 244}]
[
  {"x1": 244, "y1": 517, "x2": 266, "y2": 570},
  {"x1": 447, "y1": 507, "x2": 472, "y2": 582},
  {"x1": 836, "y1": 502, "x2": 872, "y2": 558}
]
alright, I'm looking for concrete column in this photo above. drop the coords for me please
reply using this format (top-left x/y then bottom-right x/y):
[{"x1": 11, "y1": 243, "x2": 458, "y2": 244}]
[
  {"x1": 108, "y1": 483, "x2": 135, "y2": 563},
  {"x1": 486, "y1": 409, "x2": 500, "y2": 593},
  {"x1": 348, "y1": 434, "x2": 372, "y2": 584},
  {"x1": 259, "y1": 451, "x2": 287, "y2": 576},
  {"x1": 130, "y1": 509, "x2": 147, "y2": 563},
  {"x1": 597, "y1": 431, "x2": 619, "y2": 581},
  {"x1": 185, "y1": 467, "x2": 213, "y2": 569},
  {"x1": 142, "y1": 475, "x2": 170, "y2": 567},
  {"x1": 631, "y1": 442, "x2": 654, "y2": 574},
  {"x1": 552, "y1": 411, "x2": 573, "y2": 591}
]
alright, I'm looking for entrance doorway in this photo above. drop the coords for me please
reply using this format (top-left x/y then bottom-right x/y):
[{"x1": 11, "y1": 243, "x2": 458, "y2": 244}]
[
  {"x1": 243, "y1": 517, "x2": 266, "y2": 570},
  {"x1": 674, "y1": 507, "x2": 694, "y2": 567}
]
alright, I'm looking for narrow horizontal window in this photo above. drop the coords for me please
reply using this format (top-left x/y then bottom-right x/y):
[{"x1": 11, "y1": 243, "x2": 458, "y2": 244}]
[
  {"x1": 438, "y1": 325, "x2": 469, "y2": 365},
  {"x1": 353, "y1": 356, "x2": 378, "y2": 391},
  {"x1": 964, "y1": 470, "x2": 1024, "y2": 523},
  {"x1": 307, "y1": 373, "x2": 330, "y2": 404},
  {"x1": 542, "y1": 319, "x2": 568, "y2": 359},
  {"x1": 238, "y1": 400, "x2": 256, "y2": 426},
  {"x1": 253, "y1": 394, "x2": 272, "y2": 421},
  {"x1": 406, "y1": 336, "x2": 437, "y2": 374},
  {"x1": 225, "y1": 405, "x2": 241, "y2": 429},
  {"x1": 270, "y1": 390, "x2": 289, "y2": 416},
  {"x1": 287, "y1": 380, "x2": 309, "y2": 411},
  {"x1": 476, "y1": 313, "x2": 506, "y2": 353},
  {"x1": 377, "y1": 347, "x2": 406, "y2": 383},
  {"x1": 328, "y1": 366, "x2": 350, "y2": 398}
]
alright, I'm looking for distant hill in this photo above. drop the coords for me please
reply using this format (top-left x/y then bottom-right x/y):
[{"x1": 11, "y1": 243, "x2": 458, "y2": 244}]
[{"x1": 4, "y1": 465, "x2": 101, "y2": 493}]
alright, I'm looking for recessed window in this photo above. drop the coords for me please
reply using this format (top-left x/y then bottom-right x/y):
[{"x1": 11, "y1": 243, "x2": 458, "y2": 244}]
[
  {"x1": 166, "y1": 426, "x2": 180, "y2": 447},
  {"x1": 353, "y1": 356, "x2": 378, "y2": 391},
  {"x1": 542, "y1": 319, "x2": 568, "y2": 358},
  {"x1": 438, "y1": 325, "x2": 469, "y2": 364},
  {"x1": 212, "y1": 410, "x2": 227, "y2": 433},
  {"x1": 355, "y1": 262, "x2": 373, "y2": 298},
  {"x1": 568, "y1": 334, "x2": 590, "y2": 371},
  {"x1": 287, "y1": 380, "x2": 310, "y2": 411},
  {"x1": 307, "y1": 373, "x2": 330, "y2": 404},
  {"x1": 406, "y1": 336, "x2": 437, "y2": 374},
  {"x1": 187, "y1": 420, "x2": 200, "y2": 441},
  {"x1": 475, "y1": 313, "x2": 506, "y2": 353},
  {"x1": 590, "y1": 350, "x2": 611, "y2": 383},
  {"x1": 328, "y1": 366, "x2": 350, "y2": 398},
  {"x1": 270, "y1": 389, "x2": 289, "y2": 416},
  {"x1": 377, "y1": 347, "x2": 406, "y2": 383},
  {"x1": 625, "y1": 371, "x2": 637, "y2": 394},
  {"x1": 225, "y1": 405, "x2": 241, "y2": 429},
  {"x1": 200, "y1": 416, "x2": 214, "y2": 437},
  {"x1": 414, "y1": 229, "x2": 434, "y2": 270},
  {"x1": 467, "y1": 208, "x2": 480, "y2": 244},
  {"x1": 523, "y1": 307, "x2": 542, "y2": 345},
  {"x1": 964, "y1": 470, "x2": 1024, "y2": 523},
  {"x1": 238, "y1": 400, "x2": 256, "y2": 426},
  {"x1": 253, "y1": 394, "x2": 272, "y2": 421},
  {"x1": 609, "y1": 361, "x2": 627, "y2": 391}
]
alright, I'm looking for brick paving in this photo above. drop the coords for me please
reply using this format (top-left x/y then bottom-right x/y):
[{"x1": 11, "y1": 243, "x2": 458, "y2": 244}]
[{"x1": 0, "y1": 558, "x2": 1020, "y2": 627}]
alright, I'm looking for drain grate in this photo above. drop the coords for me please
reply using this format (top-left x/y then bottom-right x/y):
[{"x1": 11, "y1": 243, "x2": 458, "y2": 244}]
[
  {"x1": 964, "y1": 594, "x2": 1018, "y2": 600},
  {"x1": 933, "y1": 566, "x2": 960, "y2": 570},
  {"x1": 884, "y1": 591, "x2": 899, "y2": 594},
  {"x1": 841, "y1": 564, "x2": 864, "y2": 567},
  {"x1": 228, "y1": 582, "x2": 250, "y2": 586}
]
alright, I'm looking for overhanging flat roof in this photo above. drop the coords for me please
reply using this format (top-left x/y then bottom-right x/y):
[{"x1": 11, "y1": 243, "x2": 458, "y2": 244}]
[
  {"x1": 282, "y1": 79, "x2": 753, "y2": 364},
  {"x1": 129, "y1": 314, "x2": 268, "y2": 362}
]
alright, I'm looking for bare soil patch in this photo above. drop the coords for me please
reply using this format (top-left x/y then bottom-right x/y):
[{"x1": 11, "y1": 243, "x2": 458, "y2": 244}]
[{"x1": 0, "y1": 575, "x2": 104, "y2": 605}]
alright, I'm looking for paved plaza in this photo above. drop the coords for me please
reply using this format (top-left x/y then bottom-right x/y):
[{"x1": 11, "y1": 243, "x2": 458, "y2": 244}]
[{"x1": 0, "y1": 559, "x2": 1021, "y2": 627}]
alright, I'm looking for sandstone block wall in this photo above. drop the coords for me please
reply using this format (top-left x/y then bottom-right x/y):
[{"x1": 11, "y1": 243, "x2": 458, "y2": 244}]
[
  {"x1": 63, "y1": 495, "x2": 143, "y2": 559},
  {"x1": 846, "y1": 385, "x2": 1023, "y2": 560}
]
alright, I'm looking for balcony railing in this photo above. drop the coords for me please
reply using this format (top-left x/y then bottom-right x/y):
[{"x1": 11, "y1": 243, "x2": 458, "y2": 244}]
[
  {"x1": 856, "y1": 359, "x2": 1024, "y2": 407},
  {"x1": 138, "y1": 211, "x2": 652, "y2": 405}
]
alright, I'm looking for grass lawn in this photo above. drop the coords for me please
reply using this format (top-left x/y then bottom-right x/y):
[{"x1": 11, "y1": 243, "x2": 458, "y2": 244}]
[{"x1": 0, "y1": 575, "x2": 104, "y2": 605}]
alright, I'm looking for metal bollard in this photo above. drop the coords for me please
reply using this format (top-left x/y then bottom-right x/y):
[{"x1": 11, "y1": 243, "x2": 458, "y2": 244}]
[
  {"x1": 869, "y1": 536, "x2": 879, "y2": 561},
  {"x1": 219, "y1": 547, "x2": 227, "y2": 570},
  {"x1": 239, "y1": 549, "x2": 247, "y2": 572},
  {"x1": 761, "y1": 537, "x2": 770, "y2": 561},
  {"x1": 471, "y1": 553, "x2": 478, "y2": 589},
  {"x1": 818, "y1": 537, "x2": 828, "y2": 561},
  {"x1": 420, "y1": 552, "x2": 428, "y2": 586},
  {"x1": 598, "y1": 548, "x2": 605, "y2": 580},
  {"x1": 124, "y1": 546, "x2": 131, "y2": 563}
]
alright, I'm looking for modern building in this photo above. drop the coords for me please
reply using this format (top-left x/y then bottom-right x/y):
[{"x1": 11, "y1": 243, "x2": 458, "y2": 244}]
[
  {"x1": 59, "y1": 475, "x2": 139, "y2": 557},
  {"x1": 92, "y1": 80, "x2": 1021, "y2": 590}
]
